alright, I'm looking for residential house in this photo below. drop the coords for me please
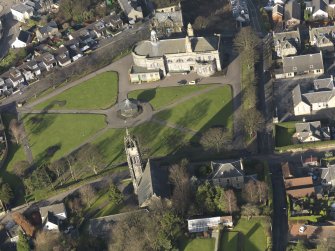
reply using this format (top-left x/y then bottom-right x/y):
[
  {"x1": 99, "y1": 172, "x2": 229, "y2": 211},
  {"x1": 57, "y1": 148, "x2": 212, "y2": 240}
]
[
  {"x1": 209, "y1": 160, "x2": 244, "y2": 189},
  {"x1": 273, "y1": 29, "x2": 301, "y2": 57},
  {"x1": 118, "y1": 0, "x2": 143, "y2": 22},
  {"x1": 285, "y1": 0, "x2": 301, "y2": 28},
  {"x1": 129, "y1": 65, "x2": 161, "y2": 83},
  {"x1": 272, "y1": 4, "x2": 284, "y2": 22},
  {"x1": 5, "y1": 221, "x2": 21, "y2": 243},
  {"x1": 88, "y1": 210, "x2": 148, "y2": 237},
  {"x1": 55, "y1": 46, "x2": 71, "y2": 67},
  {"x1": 151, "y1": 2, "x2": 184, "y2": 37},
  {"x1": 7, "y1": 68, "x2": 25, "y2": 87},
  {"x1": 18, "y1": 64, "x2": 35, "y2": 82},
  {"x1": 289, "y1": 223, "x2": 335, "y2": 242},
  {"x1": 26, "y1": 60, "x2": 41, "y2": 77},
  {"x1": 320, "y1": 165, "x2": 335, "y2": 188},
  {"x1": 285, "y1": 176, "x2": 315, "y2": 198},
  {"x1": 68, "y1": 44, "x2": 83, "y2": 62},
  {"x1": 293, "y1": 121, "x2": 330, "y2": 143},
  {"x1": 40, "y1": 203, "x2": 67, "y2": 231},
  {"x1": 292, "y1": 77, "x2": 335, "y2": 115},
  {"x1": 282, "y1": 162, "x2": 294, "y2": 179},
  {"x1": 305, "y1": 0, "x2": 329, "y2": 20},
  {"x1": 187, "y1": 216, "x2": 233, "y2": 233},
  {"x1": 309, "y1": 25, "x2": 335, "y2": 52},
  {"x1": 38, "y1": 53, "x2": 57, "y2": 71},
  {"x1": 11, "y1": 30, "x2": 32, "y2": 48},
  {"x1": 275, "y1": 52, "x2": 324, "y2": 79},
  {"x1": 92, "y1": 21, "x2": 107, "y2": 38},
  {"x1": 36, "y1": 21, "x2": 60, "y2": 42},
  {"x1": 137, "y1": 160, "x2": 170, "y2": 207},
  {"x1": 10, "y1": 3, "x2": 34, "y2": 23},
  {"x1": 103, "y1": 12, "x2": 123, "y2": 30}
]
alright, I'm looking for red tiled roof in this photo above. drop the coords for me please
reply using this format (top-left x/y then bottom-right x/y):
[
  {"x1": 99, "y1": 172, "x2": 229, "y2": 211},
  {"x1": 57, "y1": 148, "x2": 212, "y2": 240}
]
[
  {"x1": 286, "y1": 187, "x2": 315, "y2": 198},
  {"x1": 285, "y1": 177, "x2": 313, "y2": 189}
]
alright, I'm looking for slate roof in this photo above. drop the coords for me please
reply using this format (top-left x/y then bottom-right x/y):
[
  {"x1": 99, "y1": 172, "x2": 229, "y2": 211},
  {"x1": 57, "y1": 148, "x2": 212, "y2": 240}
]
[
  {"x1": 134, "y1": 36, "x2": 220, "y2": 57},
  {"x1": 17, "y1": 30, "x2": 31, "y2": 43},
  {"x1": 295, "y1": 121, "x2": 330, "y2": 141},
  {"x1": 320, "y1": 165, "x2": 335, "y2": 184},
  {"x1": 314, "y1": 77, "x2": 334, "y2": 90},
  {"x1": 154, "y1": 9, "x2": 183, "y2": 24},
  {"x1": 210, "y1": 160, "x2": 244, "y2": 179},
  {"x1": 38, "y1": 21, "x2": 58, "y2": 35},
  {"x1": 273, "y1": 29, "x2": 301, "y2": 45},
  {"x1": 46, "y1": 211, "x2": 59, "y2": 225},
  {"x1": 137, "y1": 160, "x2": 170, "y2": 206},
  {"x1": 40, "y1": 203, "x2": 66, "y2": 220},
  {"x1": 285, "y1": 0, "x2": 301, "y2": 21},
  {"x1": 11, "y1": 3, "x2": 34, "y2": 14},
  {"x1": 282, "y1": 52, "x2": 324, "y2": 73},
  {"x1": 273, "y1": 4, "x2": 284, "y2": 15},
  {"x1": 312, "y1": 0, "x2": 328, "y2": 13},
  {"x1": 55, "y1": 47, "x2": 71, "y2": 65},
  {"x1": 118, "y1": 0, "x2": 142, "y2": 15}
]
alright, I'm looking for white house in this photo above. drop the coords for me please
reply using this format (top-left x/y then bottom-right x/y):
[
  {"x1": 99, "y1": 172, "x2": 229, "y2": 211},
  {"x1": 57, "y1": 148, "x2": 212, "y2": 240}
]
[
  {"x1": 11, "y1": 30, "x2": 32, "y2": 48},
  {"x1": 10, "y1": 3, "x2": 34, "y2": 23},
  {"x1": 40, "y1": 203, "x2": 67, "y2": 231},
  {"x1": 293, "y1": 121, "x2": 330, "y2": 143},
  {"x1": 305, "y1": 0, "x2": 329, "y2": 20}
]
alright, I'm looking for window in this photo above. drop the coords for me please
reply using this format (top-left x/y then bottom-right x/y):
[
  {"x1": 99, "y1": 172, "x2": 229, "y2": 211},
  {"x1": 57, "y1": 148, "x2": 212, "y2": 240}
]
[
  {"x1": 176, "y1": 59, "x2": 183, "y2": 63},
  {"x1": 293, "y1": 66, "x2": 297, "y2": 71}
]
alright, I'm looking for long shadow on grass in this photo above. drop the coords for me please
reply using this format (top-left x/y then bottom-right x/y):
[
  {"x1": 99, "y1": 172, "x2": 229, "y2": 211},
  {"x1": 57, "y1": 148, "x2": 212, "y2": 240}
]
[
  {"x1": 34, "y1": 143, "x2": 62, "y2": 168},
  {"x1": 137, "y1": 88, "x2": 157, "y2": 104},
  {"x1": 26, "y1": 114, "x2": 57, "y2": 136},
  {"x1": 239, "y1": 223, "x2": 264, "y2": 251}
]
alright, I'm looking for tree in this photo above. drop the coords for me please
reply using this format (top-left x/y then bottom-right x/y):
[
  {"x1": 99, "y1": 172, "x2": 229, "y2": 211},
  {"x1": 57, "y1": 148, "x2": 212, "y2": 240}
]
[
  {"x1": 220, "y1": 189, "x2": 238, "y2": 214},
  {"x1": 9, "y1": 119, "x2": 23, "y2": 144},
  {"x1": 316, "y1": 237, "x2": 335, "y2": 251},
  {"x1": 241, "y1": 203, "x2": 260, "y2": 219},
  {"x1": 193, "y1": 16, "x2": 209, "y2": 30},
  {"x1": 241, "y1": 108, "x2": 264, "y2": 138},
  {"x1": 256, "y1": 181, "x2": 269, "y2": 204},
  {"x1": 108, "y1": 183, "x2": 123, "y2": 205},
  {"x1": 169, "y1": 160, "x2": 192, "y2": 216},
  {"x1": 68, "y1": 197, "x2": 82, "y2": 215},
  {"x1": 17, "y1": 231, "x2": 30, "y2": 251},
  {"x1": 49, "y1": 159, "x2": 66, "y2": 185},
  {"x1": 12, "y1": 161, "x2": 30, "y2": 178},
  {"x1": 65, "y1": 155, "x2": 77, "y2": 181},
  {"x1": 79, "y1": 184, "x2": 96, "y2": 207},
  {"x1": 196, "y1": 181, "x2": 221, "y2": 215},
  {"x1": 0, "y1": 181, "x2": 13, "y2": 206},
  {"x1": 243, "y1": 180, "x2": 258, "y2": 203},
  {"x1": 78, "y1": 144, "x2": 105, "y2": 175},
  {"x1": 34, "y1": 231, "x2": 65, "y2": 251},
  {"x1": 286, "y1": 240, "x2": 307, "y2": 251},
  {"x1": 12, "y1": 212, "x2": 36, "y2": 237},
  {"x1": 200, "y1": 127, "x2": 231, "y2": 152}
]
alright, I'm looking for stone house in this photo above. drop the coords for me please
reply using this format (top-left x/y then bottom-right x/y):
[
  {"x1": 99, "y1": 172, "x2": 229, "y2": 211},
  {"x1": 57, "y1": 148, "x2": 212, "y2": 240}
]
[
  {"x1": 273, "y1": 29, "x2": 301, "y2": 57},
  {"x1": 118, "y1": 0, "x2": 143, "y2": 22},
  {"x1": 36, "y1": 21, "x2": 60, "y2": 42},
  {"x1": 209, "y1": 159, "x2": 244, "y2": 189},
  {"x1": 285, "y1": 0, "x2": 301, "y2": 28},
  {"x1": 293, "y1": 121, "x2": 330, "y2": 143},
  {"x1": 309, "y1": 25, "x2": 335, "y2": 53},
  {"x1": 55, "y1": 46, "x2": 71, "y2": 67},
  {"x1": 103, "y1": 12, "x2": 123, "y2": 30},
  {"x1": 7, "y1": 68, "x2": 25, "y2": 87},
  {"x1": 40, "y1": 203, "x2": 67, "y2": 231},
  {"x1": 38, "y1": 53, "x2": 57, "y2": 71},
  {"x1": 26, "y1": 60, "x2": 41, "y2": 77},
  {"x1": 305, "y1": 0, "x2": 329, "y2": 20},
  {"x1": 10, "y1": 3, "x2": 34, "y2": 23}
]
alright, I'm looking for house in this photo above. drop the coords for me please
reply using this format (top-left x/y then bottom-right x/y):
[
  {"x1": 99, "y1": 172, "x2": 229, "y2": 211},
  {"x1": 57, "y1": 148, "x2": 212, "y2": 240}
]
[
  {"x1": 129, "y1": 65, "x2": 161, "y2": 83},
  {"x1": 285, "y1": 176, "x2": 315, "y2": 198},
  {"x1": 285, "y1": 0, "x2": 301, "y2": 28},
  {"x1": 26, "y1": 60, "x2": 41, "y2": 77},
  {"x1": 273, "y1": 29, "x2": 301, "y2": 57},
  {"x1": 289, "y1": 223, "x2": 335, "y2": 241},
  {"x1": 305, "y1": 0, "x2": 329, "y2": 20},
  {"x1": 7, "y1": 68, "x2": 25, "y2": 87},
  {"x1": 10, "y1": 3, "x2": 34, "y2": 23},
  {"x1": 309, "y1": 26, "x2": 335, "y2": 52},
  {"x1": 88, "y1": 209, "x2": 148, "y2": 237},
  {"x1": 55, "y1": 46, "x2": 71, "y2": 67},
  {"x1": 11, "y1": 30, "x2": 32, "y2": 48},
  {"x1": 40, "y1": 203, "x2": 67, "y2": 231},
  {"x1": 137, "y1": 160, "x2": 170, "y2": 207},
  {"x1": 293, "y1": 121, "x2": 330, "y2": 143},
  {"x1": 282, "y1": 162, "x2": 294, "y2": 179},
  {"x1": 38, "y1": 53, "x2": 57, "y2": 71},
  {"x1": 92, "y1": 21, "x2": 106, "y2": 38},
  {"x1": 272, "y1": 4, "x2": 284, "y2": 22},
  {"x1": 320, "y1": 165, "x2": 335, "y2": 187},
  {"x1": 18, "y1": 64, "x2": 35, "y2": 82},
  {"x1": 118, "y1": 0, "x2": 143, "y2": 22},
  {"x1": 292, "y1": 77, "x2": 335, "y2": 115},
  {"x1": 68, "y1": 44, "x2": 83, "y2": 62},
  {"x1": 151, "y1": 2, "x2": 184, "y2": 37},
  {"x1": 187, "y1": 216, "x2": 233, "y2": 233},
  {"x1": 303, "y1": 156, "x2": 319, "y2": 167},
  {"x1": 103, "y1": 12, "x2": 123, "y2": 30},
  {"x1": 275, "y1": 52, "x2": 324, "y2": 79},
  {"x1": 36, "y1": 21, "x2": 60, "y2": 42},
  {"x1": 209, "y1": 160, "x2": 244, "y2": 189},
  {"x1": 5, "y1": 221, "x2": 21, "y2": 243}
]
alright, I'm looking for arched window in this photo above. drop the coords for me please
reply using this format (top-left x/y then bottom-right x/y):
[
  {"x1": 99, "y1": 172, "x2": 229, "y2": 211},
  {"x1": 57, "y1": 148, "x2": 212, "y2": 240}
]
[{"x1": 176, "y1": 59, "x2": 183, "y2": 63}]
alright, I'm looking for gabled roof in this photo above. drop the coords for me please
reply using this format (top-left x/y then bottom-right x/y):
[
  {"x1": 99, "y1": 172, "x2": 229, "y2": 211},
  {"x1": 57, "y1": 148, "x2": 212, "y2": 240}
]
[
  {"x1": 11, "y1": 3, "x2": 34, "y2": 14},
  {"x1": 40, "y1": 203, "x2": 66, "y2": 220},
  {"x1": 320, "y1": 165, "x2": 335, "y2": 183},
  {"x1": 312, "y1": 0, "x2": 328, "y2": 13},
  {"x1": 17, "y1": 30, "x2": 31, "y2": 43},
  {"x1": 273, "y1": 4, "x2": 284, "y2": 15},
  {"x1": 137, "y1": 160, "x2": 170, "y2": 206},
  {"x1": 210, "y1": 160, "x2": 244, "y2": 179},
  {"x1": 314, "y1": 77, "x2": 334, "y2": 90},
  {"x1": 285, "y1": 0, "x2": 301, "y2": 21},
  {"x1": 282, "y1": 52, "x2": 324, "y2": 73},
  {"x1": 285, "y1": 176, "x2": 313, "y2": 189},
  {"x1": 38, "y1": 21, "x2": 58, "y2": 34},
  {"x1": 309, "y1": 25, "x2": 335, "y2": 43},
  {"x1": 154, "y1": 9, "x2": 183, "y2": 24},
  {"x1": 46, "y1": 211, "x2": 59, "y2": 225},
  {"x1": 295, "y1": 121, "x2": 330, "y2": 141}
]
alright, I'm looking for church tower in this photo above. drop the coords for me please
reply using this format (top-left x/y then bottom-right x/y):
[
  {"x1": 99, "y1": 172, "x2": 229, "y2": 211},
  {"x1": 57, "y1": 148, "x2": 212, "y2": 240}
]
[
  {"x1": 124, "y1": 128, "x2": 143, "y2": 194},
  {"x1": 187, "y1": 23, "x2": 194, "y2": 37},
  {"x1": 185, "y1": 36, "x2": 192, "y2": 53}
]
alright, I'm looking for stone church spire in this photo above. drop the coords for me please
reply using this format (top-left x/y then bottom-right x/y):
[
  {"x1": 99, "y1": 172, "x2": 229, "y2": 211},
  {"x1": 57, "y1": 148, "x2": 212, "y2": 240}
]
[
  {"x1": 187, "y1": 23, "x2": 194, "y2": 37},
  {"x1": 124, "y1": 130, "x2": 143, "y2": 194}
]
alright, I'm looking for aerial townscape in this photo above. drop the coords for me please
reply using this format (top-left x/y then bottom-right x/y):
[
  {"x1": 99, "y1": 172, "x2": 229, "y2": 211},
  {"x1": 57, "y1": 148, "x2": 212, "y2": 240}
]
[{"x1": 1, "y1": 0, "x2": 335, "y2": 250}]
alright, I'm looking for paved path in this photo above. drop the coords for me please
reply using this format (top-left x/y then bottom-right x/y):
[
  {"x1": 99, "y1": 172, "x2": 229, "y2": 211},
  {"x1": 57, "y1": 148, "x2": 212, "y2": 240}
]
[{"x1": 212, "y1": 230, "x2": 220, "y2": 251}]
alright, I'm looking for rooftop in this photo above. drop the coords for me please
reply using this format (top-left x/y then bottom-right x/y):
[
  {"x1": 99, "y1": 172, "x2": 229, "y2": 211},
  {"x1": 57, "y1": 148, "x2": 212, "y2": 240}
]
[
  {"x1": 210, "y1": 160, "x2": 244, "y2": 179},
  {"x1": 283, "y1": 52, "x2": 324, "y2": 74},
  {"x1": 40, "y1": 203, "x2": 66, "y2": 219}
]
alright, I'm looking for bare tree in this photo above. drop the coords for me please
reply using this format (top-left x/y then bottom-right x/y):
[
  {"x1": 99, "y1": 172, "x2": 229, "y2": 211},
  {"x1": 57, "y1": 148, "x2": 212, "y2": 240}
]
[
  {"x1": 49, "y1": 159, "x2": 66, "y2": 185},
  {"x1": 12, "y1": 161, "x2": 30, "y2": 178},
  {"x1": 242, "y1": 108, "x2": 264, "y2": 138},
  {"x1": 221, "y1": 189, "x2": 238, "y2": 215},
  {"x1": 9, "y1": 119, "x2": 23, "y2": 144},
  {"x1": 169, "y1": 160, "x2": 192, "y2": 216},
  {"x1": 34, "y1": 231, "x2": 63, "y2": 251},
  {"x1": 241, "y1": 203, "x2": 260, "y2": 220},
  {"x1": 79, "y1": 184, "x2": 96, "y2": 207},
  {"x1": 68, "y1": 197, "x2": 82, "y2": 215},
  {"x1": 243, "y1": 180, "x2": 258, "y2": 203},
  {"x1": 256, "y1": 181, "x2": 269, "y2": 204},
  {"x1": 78, "y1": 144, "x2": 104, "y2": 175},
  {"x1": 200, "y1": 127, "x2": 231, "y2": 153},
  {"x1": 66, "y1": 155, "x2": 77, "y2": 181}
]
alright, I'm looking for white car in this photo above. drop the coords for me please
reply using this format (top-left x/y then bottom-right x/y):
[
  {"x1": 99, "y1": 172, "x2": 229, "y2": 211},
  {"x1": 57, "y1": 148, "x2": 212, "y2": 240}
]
[
  {"x1": 299, "y1": 225, "x2": 307, "y2": 233},
  {"x1": 189, "y1": 81, "x2": 196, "y2": 85}
]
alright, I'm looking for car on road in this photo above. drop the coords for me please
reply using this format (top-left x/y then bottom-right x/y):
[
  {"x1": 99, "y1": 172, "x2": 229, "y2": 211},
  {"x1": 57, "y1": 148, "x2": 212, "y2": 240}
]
[
  {"x1": 189, "y1": 81, "x2": 196, "y2": 85},
  {"x1": 178, "y1": 80, "x2": 187, "y2": 85}
]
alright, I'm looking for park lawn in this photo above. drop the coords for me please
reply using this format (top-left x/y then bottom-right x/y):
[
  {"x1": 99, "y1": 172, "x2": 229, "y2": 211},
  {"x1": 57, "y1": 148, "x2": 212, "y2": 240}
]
[
  {"x1": 93, "y1": 121, "x2": 192, "y2": 166},
  {"x1": 275, "y1": 121, "x2": 297, "y2": 147},
  {"x1": 128, "y1": 85, "x2": 214, "y2": 110},
  {"x1": 220, "y1": 231, "x2": 238, "y2": 251},
  {"x1": 23, "y1": 114, "x2": 106, "y2": 163},
  {"x1": 181, "y1": 238, "x2": 215, "y2": 251},
  {"x1": 155, "y1": 85, "x2": 233, "y2": 132},
  {"x1": 234, "y1": 218, "x2": 267, "y2": 251},
  {"x1": 34, "y1": 71, "x2": 118, "y2": 110}
]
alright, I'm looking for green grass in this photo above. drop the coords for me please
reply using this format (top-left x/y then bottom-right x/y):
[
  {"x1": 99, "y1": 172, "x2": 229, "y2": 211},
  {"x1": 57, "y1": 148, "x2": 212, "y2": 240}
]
[
  {"x1": 233, "y1": 218, "x2": 267, "y2": 251},
  {"x1": 23, "y1": 114, "x2": 106, "y2": 163},
  {"x1": 288, "y1": 215, "x2": 322, "y2": 223},
  {"x1": 128, "y1": 85, "x2": 214, "y2": 110},
  {"x1": 155, "y1": 86, "x2": 233, "y2": 132},
  {"x1": 275, "y1": 121, "x2": 297, "y2": 147},
  {"x1": 220, "y1": 231, "x2": 238, "y2": 251},
  {"x1": 34, "y1": 71, "x2": 118, "y2": 110},
  {"x1": 181, "y1": 238, "x2": 215, "y2": 251}
]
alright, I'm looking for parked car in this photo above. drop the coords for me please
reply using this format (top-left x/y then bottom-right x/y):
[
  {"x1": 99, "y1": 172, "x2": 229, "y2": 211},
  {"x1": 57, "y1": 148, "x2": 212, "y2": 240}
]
[{"x1": 189, "y1": 81, "x2": 196, "y2": 85}]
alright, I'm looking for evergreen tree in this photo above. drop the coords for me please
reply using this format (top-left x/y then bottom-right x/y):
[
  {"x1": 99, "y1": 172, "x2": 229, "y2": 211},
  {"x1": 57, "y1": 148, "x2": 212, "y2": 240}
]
[{"x1": 17, "y1": 231, "x2": 30, "y2": 251}]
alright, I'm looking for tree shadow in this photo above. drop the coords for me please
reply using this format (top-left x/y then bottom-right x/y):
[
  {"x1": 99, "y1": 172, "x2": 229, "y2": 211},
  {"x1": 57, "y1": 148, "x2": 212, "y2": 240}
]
[
  {"x1": 136, "y1": 88, "x2": 157, "y2": 104},
  {"x1": 34, "y1": 143, "x2": 62, "y2": 167},
  {"x1": 27, "y1": 114, "x2": 56, "y2": 135}
]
